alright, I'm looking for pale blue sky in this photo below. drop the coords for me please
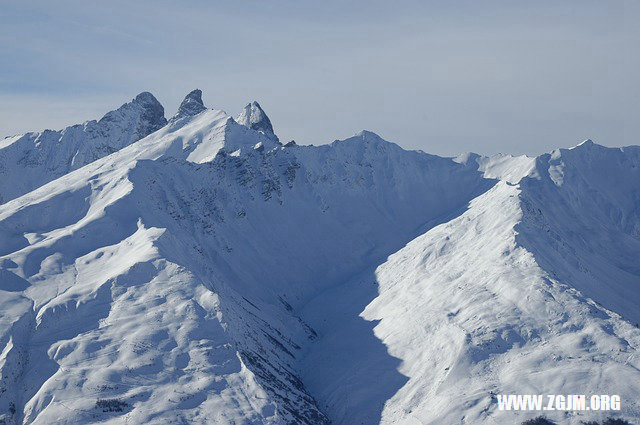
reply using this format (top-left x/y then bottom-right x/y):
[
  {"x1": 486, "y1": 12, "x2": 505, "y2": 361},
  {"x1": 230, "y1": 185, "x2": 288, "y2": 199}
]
[{"x1": 1, "y1": 1, "x2": 638, "y2": 155}]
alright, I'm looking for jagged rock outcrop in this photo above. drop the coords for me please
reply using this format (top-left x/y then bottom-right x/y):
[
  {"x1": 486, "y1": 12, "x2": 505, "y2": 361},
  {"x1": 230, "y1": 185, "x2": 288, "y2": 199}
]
[{"x1": 172, "y1": 89, "x2": 207, "y2": 120}]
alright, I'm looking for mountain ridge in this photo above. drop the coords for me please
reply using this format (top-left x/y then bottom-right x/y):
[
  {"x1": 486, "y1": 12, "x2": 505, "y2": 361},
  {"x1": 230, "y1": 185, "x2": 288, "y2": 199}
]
[
  {"x1": 0, "y1": 91, "x2": 638, "y2": 424},
  {"x1": 0, "y1": 91, "x2": 167, "y2": 204}
]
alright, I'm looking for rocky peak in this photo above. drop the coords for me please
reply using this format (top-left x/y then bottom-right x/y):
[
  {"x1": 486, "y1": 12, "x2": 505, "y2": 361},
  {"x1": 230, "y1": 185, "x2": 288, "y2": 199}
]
[
  {"x1": 236, "y1": 101, "x2": 278, "y2": 142},
  {"x1": 173, "y1": 89, "x2": 207, "y2": 120},
  {"x1": 97, "y1": 91, "x2": 167, "y2": 139}
]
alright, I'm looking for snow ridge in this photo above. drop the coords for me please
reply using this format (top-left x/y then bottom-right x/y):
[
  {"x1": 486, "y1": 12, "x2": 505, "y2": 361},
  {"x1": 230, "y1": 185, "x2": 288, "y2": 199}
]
[
  {"x1": 0, "y1": 91, "x2": 639, "y2": 425},
  {"x1": 0, "y1": 92, "x2": 166, "y2": 204}
]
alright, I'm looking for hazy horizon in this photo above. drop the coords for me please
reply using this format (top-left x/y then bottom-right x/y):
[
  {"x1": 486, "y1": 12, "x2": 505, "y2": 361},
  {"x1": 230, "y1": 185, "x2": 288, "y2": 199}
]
[{"x1": 1, "y1": 1, "x2": 638, "y2": 156}]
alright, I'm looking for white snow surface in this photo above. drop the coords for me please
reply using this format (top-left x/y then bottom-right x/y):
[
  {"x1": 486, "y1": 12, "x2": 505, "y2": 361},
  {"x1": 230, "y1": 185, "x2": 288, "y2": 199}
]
[
  {"x1": 0, "y1": 92, "x2": 167, "y2": 204},
  {"x1": 0, "y1": 94, "x2": 639, "y2": 425}
]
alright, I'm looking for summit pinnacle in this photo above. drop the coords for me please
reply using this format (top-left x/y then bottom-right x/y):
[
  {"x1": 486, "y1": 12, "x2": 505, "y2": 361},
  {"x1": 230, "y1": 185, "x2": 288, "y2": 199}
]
[
  {"x1": 174, "y1": 89, "x2": 207, "y2": 119},
  {"x1": 236, "y1": 101, "x2": 278, "y2": 142}
]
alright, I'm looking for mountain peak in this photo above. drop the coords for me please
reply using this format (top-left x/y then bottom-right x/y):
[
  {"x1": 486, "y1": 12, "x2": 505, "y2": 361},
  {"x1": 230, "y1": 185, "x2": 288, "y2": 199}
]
[
  {"x1": 174, "y1": 89, "x2": 207, "y2": 119},
  {"x1": 133, "y1": 91, "x2": 161, "y2": 106},
  {"x1": 0, "y1": 91, "x2": 169, "y2": 203},
  {"x1": 356, "y1": 130, "x2": 384, "y2": 141},
  {"x1": 134, "y1": 92, "x2": 167, "y2": 134},
  {"x1": 575, "y1": 138, "x2": 595, "y2": 148},
  {"x1": 236, "y1": 101, "x2": 278, "y2": 141},
  {"x1": 98, "y1": 91, "x2": 167, "y2": 135},
  {"x1": 565, "y1": 139, "x2": 607, "y2": 155}
]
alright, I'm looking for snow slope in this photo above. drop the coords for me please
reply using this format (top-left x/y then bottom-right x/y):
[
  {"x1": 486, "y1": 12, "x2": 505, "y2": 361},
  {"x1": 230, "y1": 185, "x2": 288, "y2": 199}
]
[
  {"x1": 302, "y1": 178, "x2": 640, "y2": 425},
  {"x1": 0, "y1": 92, "x2": 639, "y2": 424},
  {"x1": 0, "y1": 92, "x2": 167, "y2": 205}
]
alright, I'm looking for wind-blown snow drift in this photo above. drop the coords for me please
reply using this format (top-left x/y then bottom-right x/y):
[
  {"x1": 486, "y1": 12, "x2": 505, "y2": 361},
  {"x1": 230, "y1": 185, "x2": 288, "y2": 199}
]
[{"x1": 0, "y1": 91, "x2": 638, "y2": 425}]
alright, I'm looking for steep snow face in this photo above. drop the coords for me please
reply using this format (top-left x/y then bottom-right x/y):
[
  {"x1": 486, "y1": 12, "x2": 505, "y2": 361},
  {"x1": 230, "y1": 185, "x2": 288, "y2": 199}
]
[
  {"x1": 517, "y1": 142, "x2": 640, "y2": 325},
  {"x1": 302, "y1": 180, "x2": 640, "y2": 425},
  {"x1": 0, "y1": 96, "x2": 639, "y2": 425},
  {"x1": 456, "y1": 152, "x2": 537, "y2": 184},
  {"x1": 236, "y1": 101, "x2": 279, "y2": 142},
  {"x1": 0, "y1": 92, "x2": 167, "y2": 204}
]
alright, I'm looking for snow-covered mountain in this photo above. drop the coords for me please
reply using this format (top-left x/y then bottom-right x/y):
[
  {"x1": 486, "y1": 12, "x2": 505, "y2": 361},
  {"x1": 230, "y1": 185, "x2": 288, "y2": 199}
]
[
  {"x1": 0, "y1": 91, "x2": 638, "y2": 425},
  {"x1": 0, "y1": 92, "x2": 167, "y2": 204}
]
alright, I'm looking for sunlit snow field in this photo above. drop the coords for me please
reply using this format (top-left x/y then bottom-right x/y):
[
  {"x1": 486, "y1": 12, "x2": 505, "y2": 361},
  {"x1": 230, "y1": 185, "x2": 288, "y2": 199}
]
[{"x1": 1, "y1": 91, "x2": 639, "y2": 424}]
